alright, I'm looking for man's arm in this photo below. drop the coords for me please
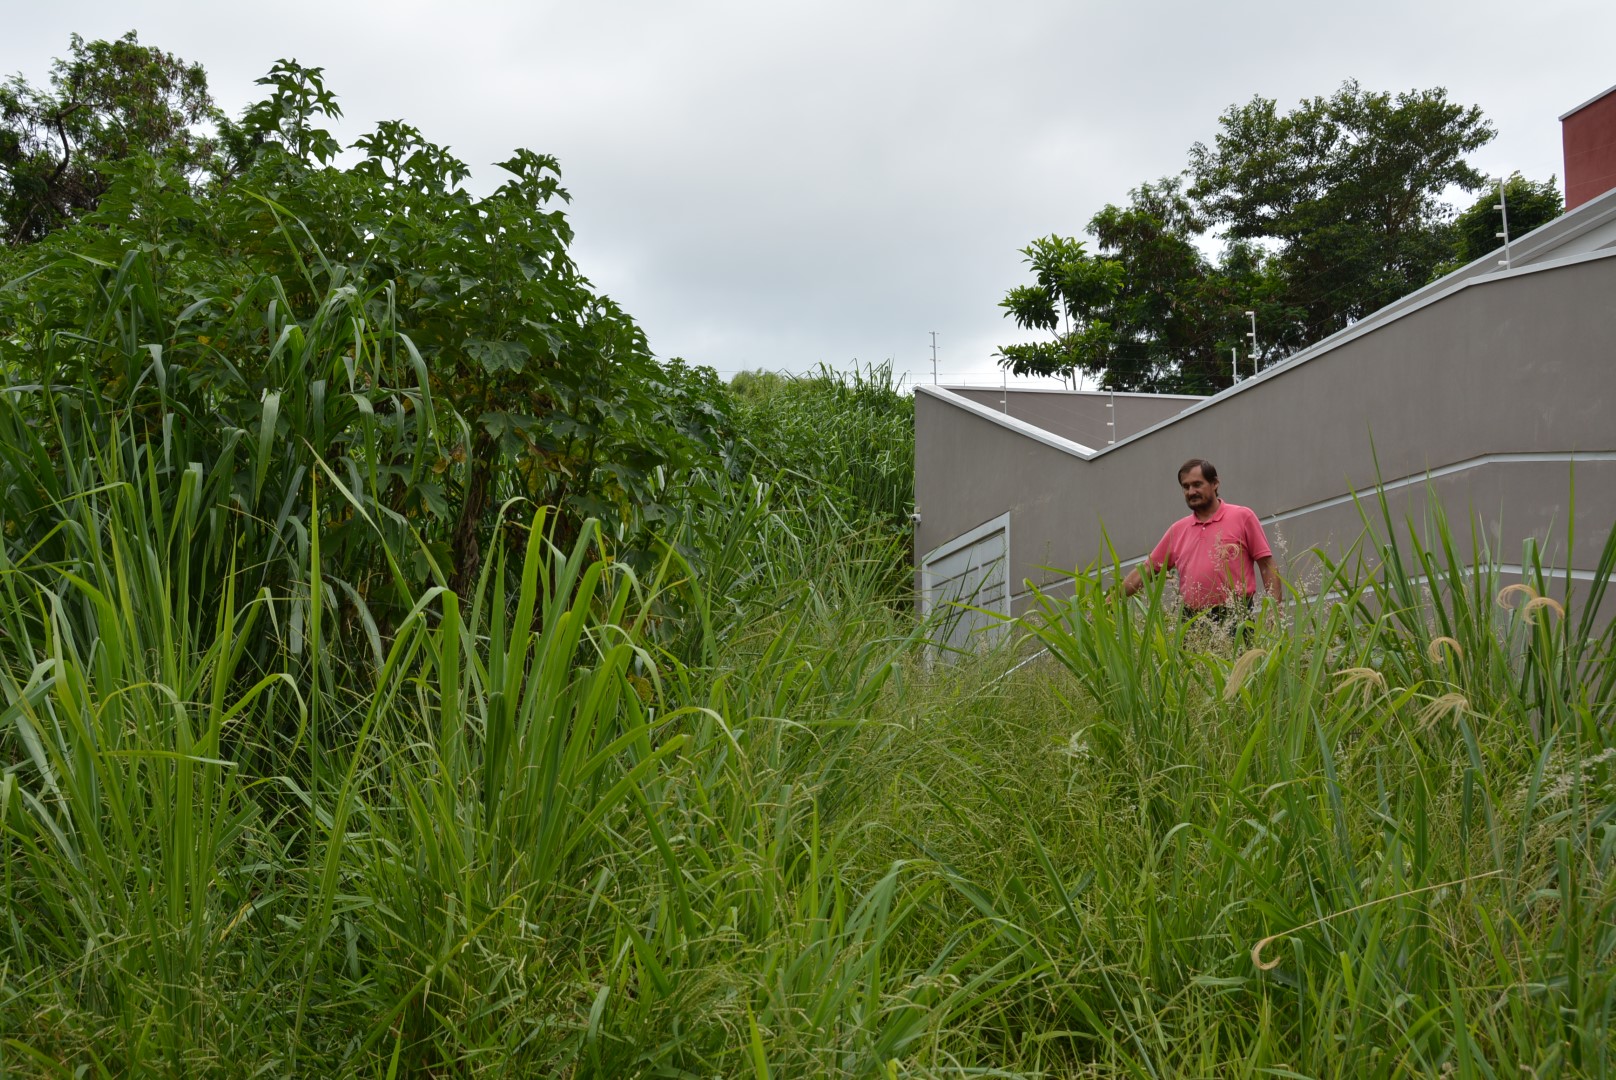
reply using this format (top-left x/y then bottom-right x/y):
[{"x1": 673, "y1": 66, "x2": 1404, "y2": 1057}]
[
  {"x1": 1120, "y1": 528, "x2": 1175, "y2": 599},
  {"x1": 1241, "y1": 507, "x2": 1281, "y2": 606},
  {"x1": 1256, "y1": 555, "x2": 1281, "y2": 603}
]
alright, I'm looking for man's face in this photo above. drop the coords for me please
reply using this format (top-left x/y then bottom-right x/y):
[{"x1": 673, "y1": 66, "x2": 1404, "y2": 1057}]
[{"x1": 1180, "y1": 466, "x2": 1219, "y2": 514}]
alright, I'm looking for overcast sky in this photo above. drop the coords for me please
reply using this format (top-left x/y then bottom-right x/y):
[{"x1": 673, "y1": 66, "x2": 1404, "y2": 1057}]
[{"x1": 8, "y1": 1, "x2": 1613, "y2": 387}]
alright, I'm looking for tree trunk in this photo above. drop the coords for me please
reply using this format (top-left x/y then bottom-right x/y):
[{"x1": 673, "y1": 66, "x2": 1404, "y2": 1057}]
[{"x1": 450, "y1": 430, "x2": 497, "y2": 597}]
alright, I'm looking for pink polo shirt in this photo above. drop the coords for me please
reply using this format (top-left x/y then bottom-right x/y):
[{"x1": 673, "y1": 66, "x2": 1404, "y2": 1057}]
[{"x1": 1147, "y1": 501, "x2": 1272, "y2": 609}]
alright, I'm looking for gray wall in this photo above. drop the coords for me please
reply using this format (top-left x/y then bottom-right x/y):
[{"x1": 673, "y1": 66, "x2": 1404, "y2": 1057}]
[
  {"x1": 946, "y1": 387, "x2": 1199, "y2": 447},
  {"x1": 915, "y1": 250, "x2": 1616, "y2": 611}
]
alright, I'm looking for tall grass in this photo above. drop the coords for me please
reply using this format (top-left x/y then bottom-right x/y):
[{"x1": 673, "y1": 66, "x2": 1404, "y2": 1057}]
[
  {"x1": 845, "y1": 496, "x2": 1616, "y2": 1076},
  {"x1": 725, "y1": 361, "x2": 915, "y2": 594},
  {"x1": 2, "y1": 367, "x2": 1614, "y2": 1074},
  {"x1": 0, "y1": 417, "x2": 952, "y2": 1074}
]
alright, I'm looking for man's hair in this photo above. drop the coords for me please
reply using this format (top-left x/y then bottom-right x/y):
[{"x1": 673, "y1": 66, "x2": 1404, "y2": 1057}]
[{"x1": 1178, "y1": 458, "x2": 1218, "y2": 483}]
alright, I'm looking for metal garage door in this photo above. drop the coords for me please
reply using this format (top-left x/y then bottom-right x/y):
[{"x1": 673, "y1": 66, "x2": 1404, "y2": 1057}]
[{"x1": 920, "y1": 513, "x2": 1010, "y2": 654}]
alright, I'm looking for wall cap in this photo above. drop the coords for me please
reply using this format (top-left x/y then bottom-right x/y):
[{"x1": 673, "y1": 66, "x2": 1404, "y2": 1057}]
[
  {"x1": 941, "y1": 385, "x2": 1205, "y2": 401},
  {"x1": 917, "y1": 384, "x2": 1100, "y2": 459},
  {"x1": 919, "y1": 241, "x2": 1616, "y2": 461},
  {"x1": 1560, "y1": 83, "x2": 1616, "y2": 121}
]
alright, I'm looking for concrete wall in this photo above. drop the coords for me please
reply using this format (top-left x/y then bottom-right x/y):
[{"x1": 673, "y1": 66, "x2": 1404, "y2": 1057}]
[
  {"x1": 946, "y1": 387, "x2": 1200, "y2": 447},
  {"x1": 915, "y1": 249, "x2": 1616, "y2": 612}
]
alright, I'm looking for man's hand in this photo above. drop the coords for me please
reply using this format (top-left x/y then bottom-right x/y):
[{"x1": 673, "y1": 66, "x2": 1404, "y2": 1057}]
[{"x1": 1254, "y1": 556, "x2": 1283, "y2": 631}]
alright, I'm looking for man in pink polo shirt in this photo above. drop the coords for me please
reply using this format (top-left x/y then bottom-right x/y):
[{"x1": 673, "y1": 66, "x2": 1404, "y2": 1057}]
[{"x1": 1120, "y1": 458, "x2": 1281, "y2": 622}]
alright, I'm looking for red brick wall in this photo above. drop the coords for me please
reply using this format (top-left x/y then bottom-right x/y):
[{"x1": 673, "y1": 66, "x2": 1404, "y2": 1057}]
[{"x1": 1563, "y1": 87, "x2": 1616, "y2": 210}]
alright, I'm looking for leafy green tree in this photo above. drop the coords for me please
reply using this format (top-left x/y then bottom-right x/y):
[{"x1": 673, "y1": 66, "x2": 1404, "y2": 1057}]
[
  {"x1": 1443, "y1": 172, "x2": 1562, "y2": 271},
  {"x1": 1085, "y1": 178, "x2": 1249, "y2": 391},
  {"x1": 995, "y1": 235, "x2": 1122, "y2": 386},
  {"x1": 191, "y1": 61, "x2": 728, "y2": 591},
  {"x1": 1001, "y1": 81, "x2": 1505, "y2": 392},
  {"x1": 0, "y1": 32, "x2": 219, "y2": 244},
  {"x1": 1, "y1": 54, "x2": 730, "y2": 617},
  {"x1": 1213, "y1": 236, "x2": 1302, "y2": 373},
  {"x1": 997, "y1": 182, "x2": 1298, "y2": 393},
  {"x1": 1188, "y1": 80, "x2": 1494, "y2": 342}
]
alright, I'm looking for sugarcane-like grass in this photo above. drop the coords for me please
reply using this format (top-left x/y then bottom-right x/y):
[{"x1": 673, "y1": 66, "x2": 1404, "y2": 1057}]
[{"x1": 3, "y1": 443, "x2": 1613, "y2": 1075}]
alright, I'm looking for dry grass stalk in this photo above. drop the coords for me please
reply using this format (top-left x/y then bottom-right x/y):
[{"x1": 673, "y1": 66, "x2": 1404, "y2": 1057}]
[
  {"x1": 1223, "y1": 648, "x2": 1269, "y2": 701},
  {"x1": 1496, "y1": 583, "x2": 1537, "y2": 610},
  {"x1": 1521, "y1": 595, "x2": 1565, "y2": 622},
  {"x1": 1251, "y1": 870, "x2": 1503, "y2": 971},
  {"x1": 1427, "y1": 636, "x2": 1463, "y2": 664},
  {"x1": 1416, "y1": 691, "x2": 1471, "y2": 729},
  {"x1": 1333, "y1": 666, "x2": 1386, "y2": 708}
]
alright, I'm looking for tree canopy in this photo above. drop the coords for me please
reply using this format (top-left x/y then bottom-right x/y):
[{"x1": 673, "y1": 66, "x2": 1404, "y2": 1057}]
[
  {"x1": 996, "y1": 181, "x2": 1284, "y2": 392},
  {"x1": 0, "y1": 31, "x2": 219, "y2": 245},
  {"x1": 1444, "y1": 172, "x2": 1564, "y2": 271},
  {"x1": 996, "y1": 234, "x2": 1121, "y2": 387},
  {"x1": 1188, "y1": 81, "x2": 1495, "y2": 340},
  {"x1": 1, "y1": 42, "x2": 730, "y2": 616},
  {"x1": 999, "y1": 81, "x2": 1560, "y2": 393}
]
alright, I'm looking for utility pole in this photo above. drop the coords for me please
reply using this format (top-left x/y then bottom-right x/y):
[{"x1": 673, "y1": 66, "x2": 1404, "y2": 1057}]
[
  {"x1": 1245, "y1": 310, "x2": 1259, "y2": 371},
  {"x1": 1496, "y1": 176, "x2": 1513, "y2": 270},
  {"x1": 1231, "y1": 347, "x2": 1238, "y2": 385},
  {"x1": 929, "y1": 331, "x2": 939, "y2": 384}
]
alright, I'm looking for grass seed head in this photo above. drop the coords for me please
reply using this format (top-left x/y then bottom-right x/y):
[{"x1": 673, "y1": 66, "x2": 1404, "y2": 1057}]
[
  {"x1": 1427, "y1": 636, "x2": 1463, "y2": 664},
  {"x1": 1521, "y1": 595, "x2": 1564, "y2": 622},
  {"x1": 1223, "y1": 648, "x2": 1269, "y2": 701},
  {"x1": 1496, "y1": 583, "x2": 1537, "y2": 610},
  {"x1": 1333, "y1": 666, "x2": 1387, "y2": 708},
  {"x1": 1416, "y1": 691, "x2": 1471, "y2": 729}
]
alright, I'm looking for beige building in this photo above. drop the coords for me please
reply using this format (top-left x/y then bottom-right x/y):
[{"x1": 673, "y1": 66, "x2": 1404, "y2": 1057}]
[{"x1": 915, "y1": 94, "x2": 1616, "y2": 648}]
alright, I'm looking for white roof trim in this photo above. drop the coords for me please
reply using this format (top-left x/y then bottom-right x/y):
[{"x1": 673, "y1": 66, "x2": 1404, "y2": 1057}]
[
  {"x1": 1561, "y1": 83, "x2": 1616, "y2": 121},
  {"x1": 941, "y1": 385, "x2": 1204, "y2": 401},
  {"x1": 918, "y1": 384, "x2": 1099, "y2": 458},
  {"x1": 918, "y1": 240, "x2": 1616, "y2": 460},
  {"x1": 1264, "y1": 450, "x2": 1616, "y2": 524},
  {"x1": 921, "y1": 510, "x2": 1012, "y2": 567},
  {"x1": 1017, "y1": 562, "x2": 1603, "y2": 609}
]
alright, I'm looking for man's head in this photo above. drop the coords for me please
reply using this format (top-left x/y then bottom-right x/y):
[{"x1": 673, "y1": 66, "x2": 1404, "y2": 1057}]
[{"x1": 1177, "y1": 458, "x2": 1220, "y2": 517}]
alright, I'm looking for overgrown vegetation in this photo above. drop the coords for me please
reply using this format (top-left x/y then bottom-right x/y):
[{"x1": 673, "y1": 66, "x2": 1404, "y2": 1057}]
[
  {"x1": 2, "y1": 52, "x2": 732, "y2": 620},
  {"x1": 2, "y1": 38, "x2": 1613, "y2": 1079},
  {"x1": 726, "y1": 361, "x2": 914, "y2": 590}
]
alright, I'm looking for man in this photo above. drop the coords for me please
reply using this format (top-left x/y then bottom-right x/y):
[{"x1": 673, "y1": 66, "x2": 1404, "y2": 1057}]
[{"x1": 1119, "y1": 458, "x2": 1281, "y2": 626}]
